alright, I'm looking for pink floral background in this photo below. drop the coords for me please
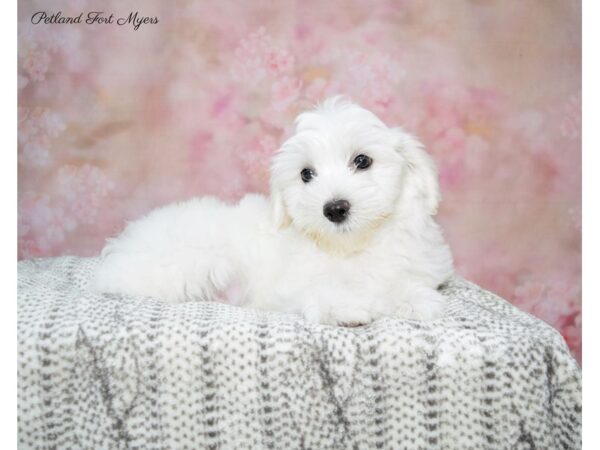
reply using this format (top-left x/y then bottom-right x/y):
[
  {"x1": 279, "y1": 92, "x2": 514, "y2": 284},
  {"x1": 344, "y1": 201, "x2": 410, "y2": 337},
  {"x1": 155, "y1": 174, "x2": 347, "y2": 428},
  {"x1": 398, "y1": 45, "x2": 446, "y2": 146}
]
[{"x1": 18, "y1": 1, "x2": 581, "y2": 362}]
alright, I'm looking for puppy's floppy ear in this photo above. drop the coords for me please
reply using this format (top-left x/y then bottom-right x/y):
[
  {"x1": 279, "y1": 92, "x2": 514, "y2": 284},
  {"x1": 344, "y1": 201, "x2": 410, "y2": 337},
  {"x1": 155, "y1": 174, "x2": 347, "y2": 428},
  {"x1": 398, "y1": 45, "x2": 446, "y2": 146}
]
[
  {"x1": 393, "y1": 129, "x2": 441, "y2": 215},
  {"x1": 269, "y1": 153, "x2": 292, "y2": 230},
  {"x1": 270, "y1": 183, "x2": 292, "y2": 229}
]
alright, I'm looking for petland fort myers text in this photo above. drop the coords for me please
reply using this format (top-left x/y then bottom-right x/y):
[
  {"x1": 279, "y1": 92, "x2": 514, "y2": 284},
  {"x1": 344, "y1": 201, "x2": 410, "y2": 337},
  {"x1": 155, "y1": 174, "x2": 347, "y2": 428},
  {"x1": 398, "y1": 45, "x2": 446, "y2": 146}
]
[{"x1": 30, "y1": 11, "x2": 158, "y2": 31}]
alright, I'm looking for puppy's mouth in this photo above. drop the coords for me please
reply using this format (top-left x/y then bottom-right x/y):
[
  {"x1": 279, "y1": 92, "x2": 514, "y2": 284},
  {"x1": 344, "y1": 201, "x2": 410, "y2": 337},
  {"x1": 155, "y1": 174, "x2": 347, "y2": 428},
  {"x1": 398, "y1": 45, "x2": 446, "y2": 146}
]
[
  {"x1": 304, "y1": 220, "x2": 373, "y2": 255},
  {"x1": 327, "y1": 211, "x2": 392, "y2": 236},
  {"x1": 331, "y1": 222, "x2": 354, "y2": 233},
  {"x1": 326, "y1": 214, "x2": 373, "y2": 237}
]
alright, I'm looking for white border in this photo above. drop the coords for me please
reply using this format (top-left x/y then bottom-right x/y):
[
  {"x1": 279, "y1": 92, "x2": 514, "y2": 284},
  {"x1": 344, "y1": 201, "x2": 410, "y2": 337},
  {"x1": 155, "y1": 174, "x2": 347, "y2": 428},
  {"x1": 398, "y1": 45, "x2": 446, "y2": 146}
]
[
  {"x1": 1, "y1": 0, "x2": 17, "y2": 448},
  {"x1": 6, "y1": 2, "x2": 588, "y2": 449}
]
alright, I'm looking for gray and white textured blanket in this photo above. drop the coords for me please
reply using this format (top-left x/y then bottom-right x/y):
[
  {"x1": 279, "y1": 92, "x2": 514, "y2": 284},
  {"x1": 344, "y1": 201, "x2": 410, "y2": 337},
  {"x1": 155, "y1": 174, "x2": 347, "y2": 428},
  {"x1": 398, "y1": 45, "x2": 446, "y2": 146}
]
[{"x1": 18, "y1": 256, "x2": 581, "y2": 449}]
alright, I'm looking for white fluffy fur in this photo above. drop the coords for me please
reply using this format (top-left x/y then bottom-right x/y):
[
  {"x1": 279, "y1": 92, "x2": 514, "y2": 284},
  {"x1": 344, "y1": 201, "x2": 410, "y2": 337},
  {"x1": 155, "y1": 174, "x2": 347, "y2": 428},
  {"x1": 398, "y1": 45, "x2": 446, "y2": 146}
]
[{"x1": 92, "y1": 97, "x2": 453, "y2": 325}]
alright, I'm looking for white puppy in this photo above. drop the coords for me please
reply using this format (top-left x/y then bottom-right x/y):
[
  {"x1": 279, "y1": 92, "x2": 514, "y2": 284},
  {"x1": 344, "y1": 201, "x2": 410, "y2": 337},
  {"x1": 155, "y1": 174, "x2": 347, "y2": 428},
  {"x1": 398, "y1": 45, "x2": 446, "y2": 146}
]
[{"x1": 92, "y1": 97, "x2": 453, "y2": 325}]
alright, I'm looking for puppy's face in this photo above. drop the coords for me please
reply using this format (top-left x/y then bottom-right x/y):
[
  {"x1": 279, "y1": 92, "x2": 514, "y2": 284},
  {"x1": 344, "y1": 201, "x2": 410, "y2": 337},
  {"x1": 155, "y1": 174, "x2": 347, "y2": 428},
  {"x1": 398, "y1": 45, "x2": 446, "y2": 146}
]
[{"x1": 270, "y1": 98, "x2": 440, "y2": 246}]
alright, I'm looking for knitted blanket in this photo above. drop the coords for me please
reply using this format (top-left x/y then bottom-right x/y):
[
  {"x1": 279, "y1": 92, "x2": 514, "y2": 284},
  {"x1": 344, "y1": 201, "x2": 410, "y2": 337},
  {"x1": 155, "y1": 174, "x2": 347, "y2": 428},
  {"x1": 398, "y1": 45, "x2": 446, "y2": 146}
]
[{"x1": 18, "y1": 256, "x2": 581, "y2": 449}]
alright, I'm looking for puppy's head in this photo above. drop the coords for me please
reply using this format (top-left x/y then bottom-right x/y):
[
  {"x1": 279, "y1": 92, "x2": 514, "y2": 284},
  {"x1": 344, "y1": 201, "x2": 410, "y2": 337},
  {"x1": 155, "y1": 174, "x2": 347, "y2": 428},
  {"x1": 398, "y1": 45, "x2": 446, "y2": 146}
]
[{"x1": 270, "y1": 96, "x2": 440, "y2": 248}]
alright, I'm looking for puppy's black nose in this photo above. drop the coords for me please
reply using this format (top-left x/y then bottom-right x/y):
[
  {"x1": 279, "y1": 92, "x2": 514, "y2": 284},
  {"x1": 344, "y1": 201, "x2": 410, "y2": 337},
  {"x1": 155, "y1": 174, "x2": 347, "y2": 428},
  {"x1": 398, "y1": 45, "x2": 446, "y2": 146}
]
[{"x1": 323, "y1": 199, "x2": 351, "y2": 223}]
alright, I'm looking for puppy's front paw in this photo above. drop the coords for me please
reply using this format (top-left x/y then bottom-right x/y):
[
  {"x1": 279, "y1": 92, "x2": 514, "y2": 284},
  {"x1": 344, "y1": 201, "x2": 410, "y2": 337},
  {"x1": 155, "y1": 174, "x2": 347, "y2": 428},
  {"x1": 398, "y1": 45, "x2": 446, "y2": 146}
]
[
  {"x1": 331, "y1": 308, "x2": 373, "y2": 327},
  {"x1": 406, "y1": 289, "x2": 446, "y2": 321}
]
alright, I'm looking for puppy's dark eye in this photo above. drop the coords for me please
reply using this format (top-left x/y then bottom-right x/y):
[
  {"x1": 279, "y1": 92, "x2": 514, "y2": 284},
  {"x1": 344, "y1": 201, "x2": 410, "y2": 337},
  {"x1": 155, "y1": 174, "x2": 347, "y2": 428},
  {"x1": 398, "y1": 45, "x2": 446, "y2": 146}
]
[
  {"x1": 353, "y1": 154, "x2": 372, "y2": 170},
  {"x1": 301, "y1": 168, "x2": 315, "y2": 183}
]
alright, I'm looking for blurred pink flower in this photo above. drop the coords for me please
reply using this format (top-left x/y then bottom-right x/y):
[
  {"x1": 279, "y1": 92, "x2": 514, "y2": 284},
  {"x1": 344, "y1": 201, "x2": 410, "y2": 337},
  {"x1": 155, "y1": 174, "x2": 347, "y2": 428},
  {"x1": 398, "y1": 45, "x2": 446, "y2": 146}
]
[
  {"x1": 18, "y1": 195, "x2": 73, "y2": 253},
  {"x1": 265, "y1": 48, "x2": 295, "y2": 76},
  {"x1": 19, "y1": 165, "x2": 116, "y2": 256},
  {"x1": 232, "y1": 27, "x2": 295, "y2": 84},
  {"x1": 21, "y1": 48, "x2": 51, "y2": 82},
  {"x1": 513, "y1": 280, "x2": 546, "y2": 308},
  {"x1": 62, "y1": 164, "x2": 115, "y2": 197},
  {"x1": 239, "y1": 134, "x2": 279, "y2": 176},
  {"x1": 513, "y1": 278, "x2": 581, "y2": 331},
  {"x1": 20, "y1": 143, "x2": 52, "y2": 168},
  {"x1": 18, "y1": 75, "x2": 29, "y2": 90},
  {"x1": 563, "y1": 312, "x2": 582, "y2": 363},
  {"x1": 325, "y1": 48, "x2": 401, "y2": 110},
  {"x1": 39, "y1": 110, "x2": 66, "y2": 138},
  {"x1": 18, "y1": 107, "x2": 65, "y2": 145},
  {"x1": 18, "y1": 107, "x2": 41, "y2": 145}
]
